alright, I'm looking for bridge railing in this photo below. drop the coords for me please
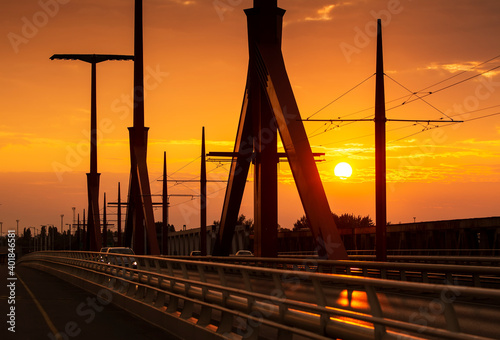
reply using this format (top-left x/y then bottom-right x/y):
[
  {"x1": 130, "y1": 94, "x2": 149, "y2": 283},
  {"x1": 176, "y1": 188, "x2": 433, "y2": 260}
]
[
  {"x1": 346, "y1": 249, "x2": 500, "y2": 256},
  {"x1": 170, "y1": 255, "x2": 500, "y2": 288},
  {"x1": 18, "y1": 251, "x2": 500, "y2": 340}
]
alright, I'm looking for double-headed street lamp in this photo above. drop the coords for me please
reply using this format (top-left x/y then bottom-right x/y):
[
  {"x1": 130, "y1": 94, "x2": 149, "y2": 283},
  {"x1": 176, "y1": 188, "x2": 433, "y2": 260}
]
[{"x1": 50, "y1": 54, "x2": 133, "y2": 251}]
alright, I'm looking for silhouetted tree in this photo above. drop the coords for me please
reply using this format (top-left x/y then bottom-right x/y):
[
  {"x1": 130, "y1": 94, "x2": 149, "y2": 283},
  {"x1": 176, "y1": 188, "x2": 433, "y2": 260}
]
[
  {"x1": 212, "y1": 214, "x2": 254, "y2": 230},
  {"x1": 293, "y1": 215, "x2": 310, "y2": 231},
  {"x1": 294, "y1": 213, "x2": 374, "y2": 230}
]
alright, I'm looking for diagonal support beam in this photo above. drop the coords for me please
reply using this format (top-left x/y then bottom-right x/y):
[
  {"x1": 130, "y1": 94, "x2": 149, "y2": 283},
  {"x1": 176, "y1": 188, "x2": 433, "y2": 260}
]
[
  {"x1": 214, "y1": 0, "x2": 347, "y2": 260},
  {"x1": 213, "y1": 84, "x2": 252, "y2": 256},
  {"x1": 254, "y1": 44, "x2": 348, "y2": 260}
]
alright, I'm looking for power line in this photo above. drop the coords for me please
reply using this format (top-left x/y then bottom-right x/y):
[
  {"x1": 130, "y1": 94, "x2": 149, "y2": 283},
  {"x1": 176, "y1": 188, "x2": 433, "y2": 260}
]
[
  {"x1": 419, "y1": 53, "x2": 500, "y2": 92},
  {"x1": 318, "y1": 105, "x2": 500, "y2": 148},
  {"x1": 384, "y1": 74, "x2": 454, "y2": 121},
  {"x1": 305, "y1": 73, "x2": 375, "y2": 120},
  {"x1": 303, "y1": 54, "x2": 500, "y2": 142},
  {"x1": 388, "y1": 65, "x2": 500, "y2": 110},
  {"x1": 389, "y1": 111, "x2": 500, "y2": 143}
]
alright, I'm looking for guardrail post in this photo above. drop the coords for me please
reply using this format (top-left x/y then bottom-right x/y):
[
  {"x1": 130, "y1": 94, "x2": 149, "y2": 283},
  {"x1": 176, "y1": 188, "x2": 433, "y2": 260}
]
[
  {"x1": 241, "y1": 269, "x2": 255, "y2": 312},
  {"x1": 311, "y1": 277, "x2": 328, "y2": 336},
  {"x1": 216, "y1": 312, "x2": 233, "y2": 336},
  {"x1": 473, "y1": 273, "x2": 481, "y2": 288},
  {"x1": 365, "y1": 285, "x2": 386, "y2": 340},
  {"x1": 422, "y1": 270, "x2": 429, "y2": 284},
  {"x1": 443, "y1": 300, "x2": 460, "y2": 333},
  {"x1": 217, "y1": 267, "x2": 229, "y2": 306},
  {"x1": 197, "y1": 305, "x2": 212, "y2": 327}
]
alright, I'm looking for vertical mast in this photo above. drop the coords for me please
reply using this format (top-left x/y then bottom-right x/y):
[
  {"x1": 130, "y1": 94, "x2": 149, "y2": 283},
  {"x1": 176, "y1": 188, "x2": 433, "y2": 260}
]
[
  {"x1": 375, "y1": 19, "x2": 387, "y2": 261},
  {"x1": 90, "y1": 60, "x2": 98, "y2": 174},
  {"x1": 125, "y1": 0, "x2": 160, "y2": 255},
  {"x1": 162, "y1": 152, "x2": 168, "y2": 254},
  {"x1": 200, "y1": 127, "x2": 207, "y2": 255},
  {"x1": 77, "y1": 213, "x2": 80, "y2": 250},
  {"x1": 117, "y1": 183, "x2": 122, "y2": 246},
  {"x1": 103, "y1": 192, "x2": 107, "y2": 247},
  {"x1": 134, "y1": 0, "x2": 145, "y2": 129},
  {"x1": 87, "y1": 57, "x2": 101, "y2": 251}
]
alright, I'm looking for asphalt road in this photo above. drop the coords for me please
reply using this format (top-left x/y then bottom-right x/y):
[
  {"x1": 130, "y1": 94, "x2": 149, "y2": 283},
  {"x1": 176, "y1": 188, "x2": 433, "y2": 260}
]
[{"x1": 1, "y1": 264, "x2": 178, "y2": 340}]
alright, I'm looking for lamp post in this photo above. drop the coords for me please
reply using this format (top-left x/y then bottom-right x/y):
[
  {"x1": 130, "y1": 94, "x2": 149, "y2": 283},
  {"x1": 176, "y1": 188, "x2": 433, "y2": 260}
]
[
  {"x1": 40, "y1": 225, "x2": 46, "y2": 251},
  {"x1": 29, "y1": 227, "x2": 37, "y2": 252},
  {"x1": 66, "y1": 224, "x2": 72, "y2": 250},
  {"x1": 50, "y1": 54, "x2": 133, "y2": 251},
  {"x1": 61, "y1": 214, "x2": 64, "y2": 249}
]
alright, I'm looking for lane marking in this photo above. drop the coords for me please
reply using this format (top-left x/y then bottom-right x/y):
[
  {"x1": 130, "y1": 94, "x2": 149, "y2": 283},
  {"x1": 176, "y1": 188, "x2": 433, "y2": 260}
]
[{"x1": 17, "y1": 274, "x2": 63, "y2": 340}]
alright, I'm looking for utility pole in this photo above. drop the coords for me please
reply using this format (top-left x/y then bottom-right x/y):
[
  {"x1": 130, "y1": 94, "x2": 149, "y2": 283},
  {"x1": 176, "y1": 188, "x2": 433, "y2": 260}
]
[
  {"x1": 83, "y1": 209, "x2": 86, "y2": 250},
  {"x1": 301, "y1": 19, "x2": 462, "y2": 261},
  {"x1": 103, "y1": 192, "x2": 107, "y2": 247},
  {"x1": 117, "y1": 183, "x2": 122, "y2": 247},
  {"x1": 200, "y1": 128, "x2": 207, "y2": 256},
  {"x1": 162, "y1": 153, "x2": 168, "y2": 254},
  {"x1": 16, "y1": 219, "x2": 19, "y2": 237},
  {"x1": 375, "y1": 19, "x2": 387, "y2": 262},
  {"x1": 77, "y1": 213, "x2": 80, "y2": 250},
  {"x1": 60, "y1": 214, "x2": 64, "y2": 249}
]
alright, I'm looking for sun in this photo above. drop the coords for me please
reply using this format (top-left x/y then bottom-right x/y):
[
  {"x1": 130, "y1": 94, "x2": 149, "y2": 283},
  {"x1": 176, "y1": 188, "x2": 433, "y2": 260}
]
[{"x1": 334, "y1": 162, "x2": 353, "y2": 179}]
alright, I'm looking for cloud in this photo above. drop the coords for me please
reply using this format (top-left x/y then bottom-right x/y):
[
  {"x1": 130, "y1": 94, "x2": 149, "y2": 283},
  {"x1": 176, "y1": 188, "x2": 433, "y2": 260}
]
[
  {"x1": 165, "y1": 0, "x2": 196, "y2": 5},
  {"x1": 305, "y1": 4, "x2": 337, "y2": 22},
  {"x1": 424, "y1": 61, "x2": 500, "y2": 78},
  {"x1": 166, "y1": 139, "x2": 234, "y2": 147}
]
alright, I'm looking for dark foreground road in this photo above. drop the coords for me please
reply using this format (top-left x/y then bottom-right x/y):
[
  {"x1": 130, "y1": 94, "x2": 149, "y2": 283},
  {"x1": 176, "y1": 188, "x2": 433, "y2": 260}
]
[{"x1": 1, "y1": 264, "x2": 178, "y2": 340}]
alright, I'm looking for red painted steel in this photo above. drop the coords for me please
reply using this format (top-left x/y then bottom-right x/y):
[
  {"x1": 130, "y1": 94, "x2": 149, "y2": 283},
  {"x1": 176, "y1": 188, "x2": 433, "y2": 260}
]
[{"x1": 215, "y1": 0, "x2": 347, "y2": 260}]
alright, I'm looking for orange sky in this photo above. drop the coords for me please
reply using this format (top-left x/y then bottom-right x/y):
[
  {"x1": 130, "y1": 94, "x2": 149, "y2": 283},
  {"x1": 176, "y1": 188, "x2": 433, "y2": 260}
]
[{"x1": 1, "y1": 0, "x2": 499, "y2": 234}]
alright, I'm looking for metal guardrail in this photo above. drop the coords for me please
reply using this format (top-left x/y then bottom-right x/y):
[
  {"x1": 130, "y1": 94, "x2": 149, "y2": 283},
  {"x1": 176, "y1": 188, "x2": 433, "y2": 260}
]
[
  {"x1": 347, "y1": 249, "x2": 500, "y2": 256},
  {"x1": 277, "y1": 253, "x2": 500, "y2": 267},
  {"x1": 18, "y1": 251, "x2": 500, "y2": 340},
  {"x1": 348, "y1": 255, "x2": 500, "y2": 266},
  {"x1": 176, "y1": 256, "x2": 500, "y2": 288},
  {"x1": 281, "y1": 249, "x2": 500, "y2": 257}
]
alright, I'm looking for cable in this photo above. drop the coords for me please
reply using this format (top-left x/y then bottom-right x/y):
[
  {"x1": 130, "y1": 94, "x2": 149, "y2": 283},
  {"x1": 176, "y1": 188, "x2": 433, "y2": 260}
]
[
  {"x1": 384, "y1": 74, "x2": 453, "y2": 120},
  {"x1": 304, "y1": 54, "x2": 500, "y2": 142},
  {"x1": 389, "y1": 111, "x2": 500, "y2": 144},
  {"x1": 388, "y1": 65, "x2": 500, "y2": 111},
  {"x1": 306, "y1": 73, "x2": 375, "y2": 120},
  {"x1": 419, "y1": 53, "x2": 500, "y2": 92},
  {"x1": 169, "y1": 156, "x2": 201, "y2": 177}
]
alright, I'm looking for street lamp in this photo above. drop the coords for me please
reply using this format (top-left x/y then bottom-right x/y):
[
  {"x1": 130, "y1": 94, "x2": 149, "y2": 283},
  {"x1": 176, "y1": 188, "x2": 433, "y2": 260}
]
[
  {"x1": 50, "y1": 54, "x2": 133, "y2": 251},
  {"x1": 29, "y1": 227, "x2": 38, "y2": 252},
  {"x1": 66, "y1": 223, "x2": 72, "y2": 250}
]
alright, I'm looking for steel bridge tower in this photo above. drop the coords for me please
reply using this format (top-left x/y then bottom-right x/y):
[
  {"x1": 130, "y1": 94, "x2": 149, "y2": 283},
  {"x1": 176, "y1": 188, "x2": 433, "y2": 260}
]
[
  {"x1": 213, "y1": 0, "x2": 348, "y2": 260},
  {"x1": 124, "y1": 0, "x2": 160, "y2": 255}
]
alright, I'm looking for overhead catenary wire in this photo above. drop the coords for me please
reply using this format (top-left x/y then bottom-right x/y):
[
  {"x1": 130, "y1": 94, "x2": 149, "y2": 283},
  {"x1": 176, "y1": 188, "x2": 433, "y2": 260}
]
[
  {"x1": 305, "y1": 73, "x2": 375, "y2": 120},
  {"x1": 305, "y1": 54, "x2": 500, "y2": 134},
  {"x1": 304, "y1": 53, "x2": 500, "y2": 142},
  {"x1": 384, "y1": 74, "x2": 454, "y2": 121}
]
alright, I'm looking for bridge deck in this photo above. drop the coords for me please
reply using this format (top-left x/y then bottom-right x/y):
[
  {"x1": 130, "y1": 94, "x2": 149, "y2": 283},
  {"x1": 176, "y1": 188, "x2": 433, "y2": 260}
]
[{"x1": 1, "y1": 264, "x2": 177, "y2": 340}]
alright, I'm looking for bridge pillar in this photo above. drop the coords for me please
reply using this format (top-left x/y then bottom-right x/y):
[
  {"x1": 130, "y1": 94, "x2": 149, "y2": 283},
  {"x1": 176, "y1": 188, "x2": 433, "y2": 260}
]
[{"x1": 213, "y1": 0, "x2": 348, "y2": 260}]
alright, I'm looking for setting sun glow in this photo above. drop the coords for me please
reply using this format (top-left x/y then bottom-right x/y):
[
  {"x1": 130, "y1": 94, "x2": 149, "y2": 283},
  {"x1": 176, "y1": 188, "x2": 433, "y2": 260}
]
[
  {"x1": 334, "y1": 162, "x2": 353, "y2": 179},
  {"x1": 0, "y1": 1, "x2": 499, "y2": 231}
]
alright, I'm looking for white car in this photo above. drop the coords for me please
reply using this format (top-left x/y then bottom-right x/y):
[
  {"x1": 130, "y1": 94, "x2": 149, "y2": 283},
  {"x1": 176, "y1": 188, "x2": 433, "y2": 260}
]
[
  {"x1": 99, "y1": 247, "x2": 138, "y2": 268},
  {"x1": 235, "y1": 250, "x2": 254, "y2": 256}
]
